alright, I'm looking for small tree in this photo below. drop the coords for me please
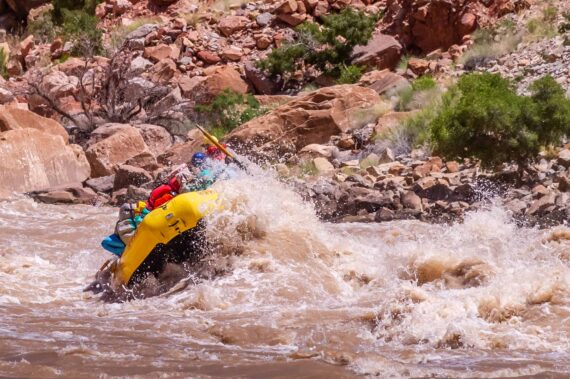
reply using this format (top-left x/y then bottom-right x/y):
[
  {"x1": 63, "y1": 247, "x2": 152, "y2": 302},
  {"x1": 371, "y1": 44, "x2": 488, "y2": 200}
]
[
  {"x1": 195, "y1": 89, "x2": 267, "y2": 139},
  {"x1": 430, "y1": 73, "x2": 570, "y2": 170},
  {"x1": 258, "y1": 8, "x2": 377, "y2": 79},
  {"x1": 0, "y1": 48, "x2": 8, "y2": 79}
]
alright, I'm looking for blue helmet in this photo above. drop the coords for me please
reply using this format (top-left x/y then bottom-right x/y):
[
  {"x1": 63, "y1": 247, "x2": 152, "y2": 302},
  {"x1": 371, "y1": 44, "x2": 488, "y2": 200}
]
[{"x1": 191, "y1": 152, "x2": 206, "y2": 166}]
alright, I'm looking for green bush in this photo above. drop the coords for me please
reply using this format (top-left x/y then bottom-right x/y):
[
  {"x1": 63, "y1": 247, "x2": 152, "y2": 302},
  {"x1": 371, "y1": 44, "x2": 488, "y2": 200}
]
[
  {"x1": 430, "y1": 73, "x2": 570, "y2": 168},
  {"x1": 195, "y1": 89, "x2": 268, "y2": 139},
  {"x1": 258, "y1": 8, "x2": 377, "y2": 78},
  {"x1": 51, "y1": 0, "x2": 102, "y2": 56},
  {"x1": 52, "y1": 0, "x2": 100, "y2": 24},
  {"x1": 397, "y1": 76, "x2": 438, "y2": 111},
  {"x1": 0, "y1": 48, "x2": 8, "y2": 79},
  {"x1": 336, "y1": 64, "x2": 363, "y2": 84}
]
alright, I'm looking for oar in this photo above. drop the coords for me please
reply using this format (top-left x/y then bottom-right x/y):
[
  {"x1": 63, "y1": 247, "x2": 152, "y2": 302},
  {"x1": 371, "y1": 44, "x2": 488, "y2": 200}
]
[{"x1": 194, "y1": 125, "x2": 247, "y2": 171}]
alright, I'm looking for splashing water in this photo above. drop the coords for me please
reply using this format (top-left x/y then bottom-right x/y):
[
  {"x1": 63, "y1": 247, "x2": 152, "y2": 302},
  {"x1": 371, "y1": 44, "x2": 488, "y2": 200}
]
[{"x1": 1, "y1": 167, "x2": 569, "y2": 378}]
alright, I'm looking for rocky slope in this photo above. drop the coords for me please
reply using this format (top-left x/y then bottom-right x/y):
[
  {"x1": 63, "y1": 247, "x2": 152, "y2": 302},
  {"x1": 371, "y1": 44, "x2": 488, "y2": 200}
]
[{"x1": 0, "y1": 0, "x2": 568, "y2": 227}]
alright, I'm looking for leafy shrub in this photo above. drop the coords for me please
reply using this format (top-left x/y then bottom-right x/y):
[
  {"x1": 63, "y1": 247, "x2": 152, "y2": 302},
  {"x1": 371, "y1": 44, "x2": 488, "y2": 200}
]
[
  {"x1": 527, "y1": 6, "x2": 558, "y2": 38},
  {"x1": 461, "y1": 27, "x2": 521, "y2": 69},
  {"x1": 430, "y1": 73, "x2": 570, "y2": 168},
  {"x1": 397, "y1": 54, "x2": 410, "y2": 72},
  {"x1": 51, "y1": 0, "x2": 102, "y2": 57},
  {"x1": 258, "y1": 8, "x2": 377, "y2": 79},
  {"x1": 195, "y1": 89, "x2": 268, "y2": 138},
  {"x1": 397, "y1": 76, "x2": 438, "y2": 111},
  {"x1": 337, "y1": 64, "x2": 363, "y2": 84},
  {"x1": 0, "y1": 48, "x2": 8, "y2": 79}
]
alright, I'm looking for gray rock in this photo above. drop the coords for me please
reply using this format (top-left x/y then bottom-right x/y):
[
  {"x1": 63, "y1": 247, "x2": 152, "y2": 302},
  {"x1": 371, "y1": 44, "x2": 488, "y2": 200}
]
[
  {"x1": 401, "y1": 191, "x2": 422, "y2": 211},
  {"x1": 85, "y1": 175, "x2": 115, "y2": 193},
  {"x1": 130, "y1": 56, "x2": 154, "y2": 75},
  {"x1": 256, "y1": 12, "x2": 273, "y2": 27},
  {"x1": 113, "y1": 165, "x2": 153, "y2": 190},
  {"x1": 126, "y1": 24, "x2": 159, "y2": 40}
]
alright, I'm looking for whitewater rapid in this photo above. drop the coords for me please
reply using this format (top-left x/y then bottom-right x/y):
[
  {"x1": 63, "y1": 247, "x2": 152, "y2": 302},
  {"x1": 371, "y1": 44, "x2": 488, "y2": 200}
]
[{"x1": 1, "y1": 170, "x2": 569, "y2": 378}]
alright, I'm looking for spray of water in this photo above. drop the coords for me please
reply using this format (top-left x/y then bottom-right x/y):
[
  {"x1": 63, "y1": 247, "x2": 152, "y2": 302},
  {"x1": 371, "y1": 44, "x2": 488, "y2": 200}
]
[{"x1": 1, "y1": 165, "x2": 569, "y2": 377}]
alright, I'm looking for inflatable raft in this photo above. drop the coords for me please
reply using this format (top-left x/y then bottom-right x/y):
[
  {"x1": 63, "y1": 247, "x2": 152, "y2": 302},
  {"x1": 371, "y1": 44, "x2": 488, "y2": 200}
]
[{"x1": 110, "y1": 190, "x2": 220, "y2": 287}]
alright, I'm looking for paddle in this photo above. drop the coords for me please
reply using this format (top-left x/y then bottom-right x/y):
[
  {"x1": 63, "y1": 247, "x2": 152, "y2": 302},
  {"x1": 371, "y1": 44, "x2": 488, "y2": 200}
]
[{"x1": 194, "y1": 124, "x2": 247, "y2": 171}]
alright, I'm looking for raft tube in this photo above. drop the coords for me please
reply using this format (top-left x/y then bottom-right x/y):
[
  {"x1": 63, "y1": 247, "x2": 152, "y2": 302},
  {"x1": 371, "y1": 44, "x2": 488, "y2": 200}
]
[{"x1": 112, "y1": 190, "x2": 220, "y2": 286}]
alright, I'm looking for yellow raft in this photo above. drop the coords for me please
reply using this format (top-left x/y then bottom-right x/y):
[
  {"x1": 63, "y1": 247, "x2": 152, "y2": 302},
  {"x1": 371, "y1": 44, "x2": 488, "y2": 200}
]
[{"x1": 111, "y1": 190, "x2": 220, "y2": 287}]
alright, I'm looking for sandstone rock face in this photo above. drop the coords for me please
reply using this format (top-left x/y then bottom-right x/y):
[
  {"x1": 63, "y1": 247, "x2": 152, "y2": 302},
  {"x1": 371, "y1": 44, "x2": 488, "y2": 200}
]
[
  {"x1": 226, "y1": 85, "x2": 381, "y2": 157},
  {"x1": 0, "y1": 128, "x2": 90, "y2": 195},
  {"x1": 0, "y1": 105, "x2": 68, "y2": 143},
  {"x1": 381, "y1": 0, "x2": 528, "y2": 53},
  {"x1": 179, "y1": 66, "x2": 248, "y2": 104},
  {"x1": 358, "y1": 69, "x2": 409, "y2": 95},
  {"x1": 351, "y1": 34, "x2": 402, "y2": 71},
  {"x1": 134, "y1": 124, "x2": 173, "y2": 156},
  {"x1": 85, "y1": 124, "x2": 149, "y2": 178}
]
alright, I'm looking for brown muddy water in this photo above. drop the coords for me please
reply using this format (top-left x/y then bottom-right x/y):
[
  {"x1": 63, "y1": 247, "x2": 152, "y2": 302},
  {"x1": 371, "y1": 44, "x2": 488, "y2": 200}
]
[{"x1": 1, "y1": 173, "x2": 570, "y2": 378}]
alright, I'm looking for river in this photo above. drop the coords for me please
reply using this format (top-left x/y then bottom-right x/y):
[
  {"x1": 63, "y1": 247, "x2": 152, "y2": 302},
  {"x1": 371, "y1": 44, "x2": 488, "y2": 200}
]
[{"x1": 1, "y1": 172, "x2": 569, "y2": 378}]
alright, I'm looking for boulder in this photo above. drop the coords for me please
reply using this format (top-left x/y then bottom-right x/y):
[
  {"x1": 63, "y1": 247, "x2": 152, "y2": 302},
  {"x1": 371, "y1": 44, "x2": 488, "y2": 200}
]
[
  {"x1": 130, "y1": 56, "x2": 153, "y2": 74},
  {"x1": 402, "y1": 191, "x2": 422, "y2": 211},
  {"x1": 126, "y1": 24, "x2": 159, "y2": 40},
  {"x1": 245, "y1": 61, "x2": 280, "y2": 95},
  {"x1": 85, "y1": 124, "x2": 149, "y2": 177},
  {"x1": 57, "y1": 57, "x2": 86, "y2": 77},
  {"x1": 134, "y1": 124, "x2": 173, "y2": 156},
  {"x1": 0, "y1": 128, "x2": 90, "y2": 195},
  {"x1": 277, "y1": 13, "x2": 306, "y2": 27},
  {"x1": 218, "y1": 16, "x2": 248, "y2": 37},
  {"x1": 226, "y1": 85, "x2": 381, "y2": 157},
  {"x1": 313, "y1": 157, "x2": 334, "y2": 174},
  {"x1": 113, "y1": 164, "x2": 153, "y2": 190},
  {"x1": 85, "y1": 175, "x2": 115, "y2": 193},
  {"x1": 358, "y1": 69, "x2": 409, "y2": 95},
  {"x1": 558, "y1": 149, "x2": 570, "y2": 168},
  {"x1": 0, "y1": 87, "x2": 14, "y2": 104},
  {"x1": 147, "y1": 58, "x2": 177, "y2": 84},
  {"x1": 125, "y1": 151, "x2": 160, "y2": 172},
  {"x1": 256, "y1": 12, "x2": 273, "y2": 27},
  {"x1": 351, "y1": 33, "x2": 402, "y2": 70},
  {"x1": 197, "y1": 50, "x2": 221, "y2": 64},
  {"x1": 30, "y1": 184, "x2": 97, "y2": 205},
  {"x1": 179, "y1": 66, "x2": 248, "y2": 104},
  {"x1": 40, "y1": 70, "x2": 79, "y2": 100},
  {"x1": 143, "y1": 44, "x2": 180, "y2": 63},
  {"x1": 0, "y1": 105, "x2": 68, "y2": 143}
]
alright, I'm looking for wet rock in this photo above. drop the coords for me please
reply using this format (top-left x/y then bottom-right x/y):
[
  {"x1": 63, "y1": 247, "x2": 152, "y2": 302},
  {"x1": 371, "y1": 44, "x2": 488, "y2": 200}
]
[
  {"x1": 85, "y1": 175, "x2": 115, "y2": 193},
  {"x1": 417, "y1": 183, "x2": 452, "y2": 201},
  {"x1": 402, "y1": 191, "x2": 422, "y2": 211},
  {"x1": 30, "y1": 184, "x2": 97, "y2": 205},
  {"x1": 313, "y1": 157, "x2": 334, "y2": 174},
  {"x1": 375, "y1": 207, "x2": 395, "y2": 222},
  {"x1": 134, "y1": 124, "x2": 173, "y2": 156},
  {"x1": 113, "y1": 164, "x2": 153, "y2": 190},
  {"x1": 0, "y1": 129, "x2": 90, "y2": 195},
  {"x1": 527, "y1": 191, "x2": 556, "y2": 216},
  {"x1": 85, "y1": 124, "x2": 149, "y2": 178}
]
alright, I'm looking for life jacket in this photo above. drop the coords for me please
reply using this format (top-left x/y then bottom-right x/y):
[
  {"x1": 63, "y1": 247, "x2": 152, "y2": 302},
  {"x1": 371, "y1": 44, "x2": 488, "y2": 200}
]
[{"x1": 147, "y1": 184, "x2": 177, "y2": 210}]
